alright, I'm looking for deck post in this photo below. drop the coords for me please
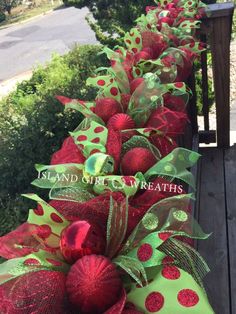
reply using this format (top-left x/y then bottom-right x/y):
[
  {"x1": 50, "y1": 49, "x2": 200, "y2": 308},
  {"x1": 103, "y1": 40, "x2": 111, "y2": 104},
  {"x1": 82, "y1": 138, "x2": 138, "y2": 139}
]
[{"x1": 206, "y1": 3, "x2": 234, "y2": 148}]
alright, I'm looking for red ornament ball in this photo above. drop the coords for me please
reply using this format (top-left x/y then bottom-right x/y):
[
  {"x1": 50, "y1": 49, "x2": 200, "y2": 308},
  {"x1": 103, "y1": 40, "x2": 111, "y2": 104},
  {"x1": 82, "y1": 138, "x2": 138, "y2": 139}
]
[
  {"x1": 60, "y1": 220, "x2": 106, "y2": 264},
  {"x1": 66, "y1": 255, "x2": 123, "y2": 314},
  {"x1": 107, "y1": 113, "x2": 135, "y2": 131},
  {"x1": 94, "y1": 98, "x2": 122, "y2": 123},
  {"x1": 121, "y1": 147, "x2": 157, "y2": 175}
]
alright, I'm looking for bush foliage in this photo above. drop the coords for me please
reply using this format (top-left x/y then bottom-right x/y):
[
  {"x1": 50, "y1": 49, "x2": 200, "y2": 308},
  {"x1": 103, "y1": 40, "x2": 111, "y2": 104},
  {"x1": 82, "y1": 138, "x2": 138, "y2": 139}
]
[{"x1": 0, "y1": 44, "x2": 108, "y2": 234}]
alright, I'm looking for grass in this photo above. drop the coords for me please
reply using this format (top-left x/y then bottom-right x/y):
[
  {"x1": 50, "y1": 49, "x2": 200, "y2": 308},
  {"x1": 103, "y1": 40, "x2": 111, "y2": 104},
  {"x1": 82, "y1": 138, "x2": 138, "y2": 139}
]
[{"x1": 0, "y1": 1, "x2": 63, "y2": 28}]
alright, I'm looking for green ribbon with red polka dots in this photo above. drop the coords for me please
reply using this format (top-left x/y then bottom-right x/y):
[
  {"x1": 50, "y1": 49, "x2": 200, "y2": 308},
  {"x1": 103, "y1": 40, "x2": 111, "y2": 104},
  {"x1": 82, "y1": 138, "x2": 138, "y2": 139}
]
[
  {"x1": 0, "y1": 250, "x2": 69, "y2": 285},
  {"x1": 144, "y1": 147, "x2": 201, "y2": 188},
  {"x1": 127, "y1": 265, "x2": 215, "y2": 313}
]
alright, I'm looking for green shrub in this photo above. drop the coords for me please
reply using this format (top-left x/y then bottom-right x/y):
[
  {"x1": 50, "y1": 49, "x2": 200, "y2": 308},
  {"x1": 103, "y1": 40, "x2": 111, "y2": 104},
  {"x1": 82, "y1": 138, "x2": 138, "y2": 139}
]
[
  {"x1": 0, "y1": 45, "x2": 108, "y2": 225},
  {"x1": 0, "y1": 11, "x2": 6, "y2": 23}
]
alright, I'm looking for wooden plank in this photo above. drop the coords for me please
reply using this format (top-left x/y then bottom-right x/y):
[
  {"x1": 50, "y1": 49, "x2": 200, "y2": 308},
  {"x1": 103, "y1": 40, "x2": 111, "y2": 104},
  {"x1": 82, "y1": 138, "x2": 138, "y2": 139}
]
[
  {"x1": 205, "y1": 3, "x2": 235, "y2": 19},
  {"x1": 209, "y1": 14, "x2": 233, "y2": 147},
  {"x1": 224, "y1": 145, "x2": 236, "y2": 314},
  {"x1": 198, "y1": 148, "x2": 230, "y2": 314},
  {"x1": 199, "y1": 130, "x2": 216, "y2": 144}
]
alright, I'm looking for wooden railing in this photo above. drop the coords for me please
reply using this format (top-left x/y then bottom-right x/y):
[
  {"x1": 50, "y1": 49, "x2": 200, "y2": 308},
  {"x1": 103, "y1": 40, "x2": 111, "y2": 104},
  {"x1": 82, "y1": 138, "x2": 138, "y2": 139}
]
[{"x1": 187, "y1": 2, "x2": 234, "y2": 148}]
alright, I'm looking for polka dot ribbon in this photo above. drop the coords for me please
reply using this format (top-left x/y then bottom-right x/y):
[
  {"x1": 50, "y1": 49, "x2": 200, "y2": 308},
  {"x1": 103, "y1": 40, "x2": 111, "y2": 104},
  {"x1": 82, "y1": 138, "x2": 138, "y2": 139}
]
[{"x1": 127, "y1": 265, "x2": 214, "y2": 313}]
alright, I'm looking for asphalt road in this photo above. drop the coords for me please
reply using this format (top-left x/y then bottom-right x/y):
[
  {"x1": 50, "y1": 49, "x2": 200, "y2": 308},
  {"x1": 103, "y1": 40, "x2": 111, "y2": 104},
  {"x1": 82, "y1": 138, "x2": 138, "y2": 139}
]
[{"x1": 0, "y1": 7, "x2": 97, "y2": 81}]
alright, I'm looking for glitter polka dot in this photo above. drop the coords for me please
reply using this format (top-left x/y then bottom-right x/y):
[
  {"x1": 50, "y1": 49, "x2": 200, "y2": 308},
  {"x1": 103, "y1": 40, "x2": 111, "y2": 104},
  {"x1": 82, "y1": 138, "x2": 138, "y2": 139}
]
[
  {"x1": 110, "y1": 87, "x2": 118, "y2": 96},
  {"x1": 90, "y1": 149, "x2": 101, "y2": 155},
  {"x1": 175, "y1": 82, "x2": 184, "y2": 88},
  {"x1": 162, "y1": 265, "x2": 181, "y2": 280},
  {"x1": 24, "y1": 258, "x2": 41, "y2": 266},
  {"x1": 137, "y1": 243, "x2": 153, "y2": 262},
  {"x1": 50, "y1": 213, "x2": 63, "y2": 223},
  {"x1": 34, "y1": 205, "x2": 44, "y2": 216},
  {"x1": 173, "y1": 210, "x2": 188, "y2": 222},
  {"x1": 37, "y1": 224, "x2": 52, "y2": 239},
  {"x1": 164, "y1": 165, "x2": 173, "y2": 172},
  {"x1": 135, "y1": 37, "x2": 141, "y2": 44},
  {"x1": 145, "y1": 292, "x2": 164, "y2": 312},
  {"x1": 91, "y1": 137, "x2": 100, "y2": 143},
  {"x1": 132, "y1": 48, "x2": 138, "y2": 53},
  {"x1": 97, "y1": 80, "x2": 105, "y2": 86},
  {"x1": 178, "y1": 289, "x2": 199, "y2": 307},
  {"x1": 94, "y1": 126, "x2": 105, "y2": 133},
  {"x1": 77, "y1": 135, "x2": 87, "y2": 141},
  {"x1": 142, "y1": 213, "x2": 159, "y2": 230}
]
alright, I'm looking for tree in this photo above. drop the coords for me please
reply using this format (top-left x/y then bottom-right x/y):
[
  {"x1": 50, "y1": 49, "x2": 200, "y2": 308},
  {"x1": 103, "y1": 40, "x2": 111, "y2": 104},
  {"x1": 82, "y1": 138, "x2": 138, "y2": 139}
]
[
  {"x1": 63, "y1": 0, "x2": 218, "y2": 46},
  {"x1": 63, "y1": 0, "x2": 155, "y2": 46},
  {"x1": 0, "y1": 0, "x2": 20, "y2": 15}
]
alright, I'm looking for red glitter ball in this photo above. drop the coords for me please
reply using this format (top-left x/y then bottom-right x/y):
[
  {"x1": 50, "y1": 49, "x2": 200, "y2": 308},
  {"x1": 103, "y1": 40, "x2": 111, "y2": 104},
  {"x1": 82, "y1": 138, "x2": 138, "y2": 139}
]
[
  {"x1": 121, "y1": 147, "x2": 157, "y2": 176},
  {"x1": 107, "y1": 113, "x2": 135, "y2": 131},
  {"x1": 177, "y1": 289, "x2": 199, "y2": 307},
  {"x1": 145, "y1": 292, "x2": 165, "y2": 312},
  {"x1": 137, "y1": 243, "x2": 153, "y2": 262},
  {"x1": 66, "y1": 255, "x2": 122, "y2": 314},
  {"x1": 161, "y1": 265, "x2": 181, "y2": 280},
  {"x1": 60, "y1": 220, "x2": 106, "y2": 264},
  {"x1": 94, "y1": 98, "x2": 122, "y2": 123}
]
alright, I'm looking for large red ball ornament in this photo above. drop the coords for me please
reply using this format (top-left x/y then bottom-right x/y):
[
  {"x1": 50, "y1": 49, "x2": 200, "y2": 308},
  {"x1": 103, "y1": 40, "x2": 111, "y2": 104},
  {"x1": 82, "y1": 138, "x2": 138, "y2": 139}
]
[
  {"x1": 66, "y1": 255, "x2": 122, "y2": 314},
  {"x1": 60, "y1": 220, "x2": 106, "y2": 264},
  {"x1": 94, "y1": 98, "x2": 122, "y2": 123},
  {"x1": 121, "y1": 147, "x2": 157, "y2": 175},
  {"x1": 107, "y1": 113, "x2": 135, "y2": 131}
]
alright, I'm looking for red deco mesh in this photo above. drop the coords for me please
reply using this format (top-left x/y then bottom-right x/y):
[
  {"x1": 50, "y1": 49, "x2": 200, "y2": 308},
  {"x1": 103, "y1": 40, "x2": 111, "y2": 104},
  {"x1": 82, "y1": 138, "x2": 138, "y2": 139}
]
[
  {"x1": 0, "y1": 270, "x2": 69, "y2": 314},
  {"x1": 141, "y1": 31, "x2": 168, "y2": 59},
  {"x1": 49, "y1": 191, "x2": 147, "y2": 237},
  {"x1": 146, "y1": 106, "x2": 188, "y2": 138}
]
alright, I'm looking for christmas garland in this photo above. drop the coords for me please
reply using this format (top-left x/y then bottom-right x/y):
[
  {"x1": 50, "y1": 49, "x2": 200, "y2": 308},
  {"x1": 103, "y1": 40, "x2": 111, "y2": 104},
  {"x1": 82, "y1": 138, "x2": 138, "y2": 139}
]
[{"x1": 0, "y1": 0, "x2": 215, "y2": 313}]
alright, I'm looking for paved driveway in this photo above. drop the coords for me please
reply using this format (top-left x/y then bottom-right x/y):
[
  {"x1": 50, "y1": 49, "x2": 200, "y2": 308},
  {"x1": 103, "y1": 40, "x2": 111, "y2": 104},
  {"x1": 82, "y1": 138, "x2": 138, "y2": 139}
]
[{"x1": 0, "y1": 7, "x2": 97, "y2": 81}]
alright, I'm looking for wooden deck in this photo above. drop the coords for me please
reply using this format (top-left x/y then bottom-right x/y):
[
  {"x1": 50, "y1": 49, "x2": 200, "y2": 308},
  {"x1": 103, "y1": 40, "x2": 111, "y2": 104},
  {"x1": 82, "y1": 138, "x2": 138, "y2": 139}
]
[{"x1": 197, "y1": 144, "x2": 236, "y2": 314}]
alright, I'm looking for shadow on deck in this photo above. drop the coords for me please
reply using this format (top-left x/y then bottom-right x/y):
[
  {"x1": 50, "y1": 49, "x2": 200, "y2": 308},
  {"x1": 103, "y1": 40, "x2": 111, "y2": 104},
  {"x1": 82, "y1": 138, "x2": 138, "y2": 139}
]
[{"x1": 197, "y1": 144, "x2": 236, "y2": 314}]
